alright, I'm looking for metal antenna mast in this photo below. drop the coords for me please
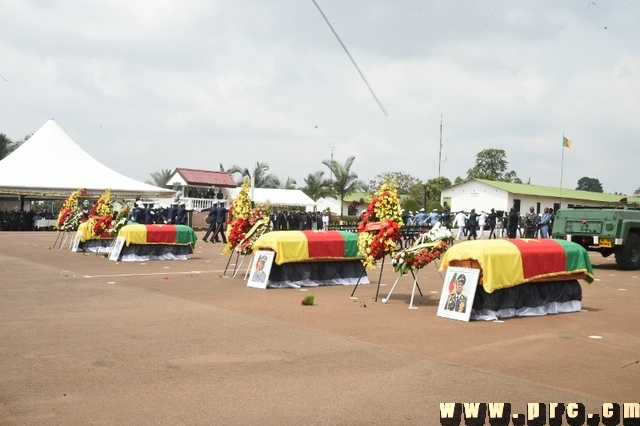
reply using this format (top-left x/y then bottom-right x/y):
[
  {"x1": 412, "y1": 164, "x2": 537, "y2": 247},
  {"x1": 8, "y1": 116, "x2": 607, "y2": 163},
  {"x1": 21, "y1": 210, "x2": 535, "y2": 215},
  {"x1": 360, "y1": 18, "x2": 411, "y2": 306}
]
[
  {"x1": 438, "y1": 114, "x2": 443, "y2": 177},
  {"x1": 328, "y1": 143, "x2": 335, "y2": 182}
]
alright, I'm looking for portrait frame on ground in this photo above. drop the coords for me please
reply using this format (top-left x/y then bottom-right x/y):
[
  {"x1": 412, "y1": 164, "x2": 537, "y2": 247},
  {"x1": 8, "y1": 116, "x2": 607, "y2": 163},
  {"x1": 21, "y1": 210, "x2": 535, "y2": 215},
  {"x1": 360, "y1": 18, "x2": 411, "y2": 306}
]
[
  {"x1": 437, "y1": 266, "x2": 480, "y2": 322},
  {"x1": 247, "y1": 250, "x2": 276, "y2": 289}
]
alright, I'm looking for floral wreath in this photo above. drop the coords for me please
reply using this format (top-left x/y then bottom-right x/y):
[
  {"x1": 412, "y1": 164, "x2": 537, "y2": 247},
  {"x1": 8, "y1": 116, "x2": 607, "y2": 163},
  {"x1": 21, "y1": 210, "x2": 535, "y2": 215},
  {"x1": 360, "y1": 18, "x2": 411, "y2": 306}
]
[
  {"x1": 87, "y1": 188, "x2": 114, "y2": 238},
  {"x1": 391, "y1": 222, "x2": 452, "y2": 275},
  {"x1": 109, "y1": 204, "x2": 131, "y2": 237},
  {"x1": 57, "y1": 189, "x2": 83, "y2": 232},
  {"x1": 223, "y1": 178, "x2": 273, "y2": 256},
  {"x1": 357, "y1": 179, "x2": 404, "y2": 268},
  {"x1": 234, "y1": 203, "x2": 272, "y2": 255}
]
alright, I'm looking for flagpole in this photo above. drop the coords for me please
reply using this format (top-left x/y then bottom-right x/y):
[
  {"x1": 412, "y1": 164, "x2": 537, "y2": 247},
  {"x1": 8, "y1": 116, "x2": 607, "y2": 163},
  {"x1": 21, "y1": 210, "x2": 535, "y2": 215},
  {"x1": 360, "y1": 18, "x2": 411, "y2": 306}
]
[
  {"x1": 560, "y1": 136, "x2": 565, "y2": 189},
  {"x1": 560, "y1": 134, "x2": 565, "y2": 206}
]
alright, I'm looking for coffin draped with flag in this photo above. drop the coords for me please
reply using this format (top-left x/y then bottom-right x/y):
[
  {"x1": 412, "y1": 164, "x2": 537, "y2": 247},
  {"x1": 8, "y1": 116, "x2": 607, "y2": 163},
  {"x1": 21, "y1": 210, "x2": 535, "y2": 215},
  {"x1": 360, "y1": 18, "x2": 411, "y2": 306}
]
[
  {"x1": 111, "y1": 224, "x2": 198, "y2": 261},
  {"x1": 439, "y1": 239, "x2": 594, "y2": 320},
  {"x1": 251, "y1": 230, "x2": 367, "y2": 288}
]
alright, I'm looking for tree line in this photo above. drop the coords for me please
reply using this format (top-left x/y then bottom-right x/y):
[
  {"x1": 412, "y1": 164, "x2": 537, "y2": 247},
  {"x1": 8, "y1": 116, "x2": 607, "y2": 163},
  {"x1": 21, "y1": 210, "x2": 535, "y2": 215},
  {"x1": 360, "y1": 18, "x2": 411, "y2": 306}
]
[
  {"x1": 0, "y1": 133, "x2": 624, "y2": 215},
  {"x1": 146, "y1": 148, "x2": 623, "y2": 218}
]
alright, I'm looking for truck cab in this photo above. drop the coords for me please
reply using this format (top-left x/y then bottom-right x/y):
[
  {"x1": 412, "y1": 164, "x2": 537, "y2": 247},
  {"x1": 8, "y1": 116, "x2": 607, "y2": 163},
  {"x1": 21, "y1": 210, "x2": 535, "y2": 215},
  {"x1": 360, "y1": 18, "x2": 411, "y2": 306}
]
[{"x1": 551, "y1": 200, "x2": 640, "y2": 270}]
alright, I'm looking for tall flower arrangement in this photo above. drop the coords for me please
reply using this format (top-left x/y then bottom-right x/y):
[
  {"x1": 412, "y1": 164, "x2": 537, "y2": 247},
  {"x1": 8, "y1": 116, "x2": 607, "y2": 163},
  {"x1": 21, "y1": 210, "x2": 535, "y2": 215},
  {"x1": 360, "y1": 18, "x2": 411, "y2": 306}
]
[
  {"x1": 88, "y1": 188, "x2": 114, "y2": 237},
  {"x1": 222, "y1": 178, "x2": 253, "y2": 255},
  {"x1": 391, "y1": 222, "x2": 453, "y2": 275},
  {"x1": 56, "y1": 189, "x2": 83, "y2": 231},
  {"x1": 357, "y1": 179, "x2": 404, "y2": 268},
  {"x1": 235, "y1": 202, "x2": 272, "y2": 255},
  {"x1": 109, "y1": 205, "x2": 131, "y2": 237}
]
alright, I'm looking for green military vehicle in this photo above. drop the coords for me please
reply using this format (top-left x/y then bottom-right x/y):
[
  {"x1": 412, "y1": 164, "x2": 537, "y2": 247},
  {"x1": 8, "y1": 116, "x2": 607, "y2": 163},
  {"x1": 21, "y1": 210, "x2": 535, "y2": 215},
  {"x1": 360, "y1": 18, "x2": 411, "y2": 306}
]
[{"x1": 551, "y1": 200, "x2": 640, "y2": 270}]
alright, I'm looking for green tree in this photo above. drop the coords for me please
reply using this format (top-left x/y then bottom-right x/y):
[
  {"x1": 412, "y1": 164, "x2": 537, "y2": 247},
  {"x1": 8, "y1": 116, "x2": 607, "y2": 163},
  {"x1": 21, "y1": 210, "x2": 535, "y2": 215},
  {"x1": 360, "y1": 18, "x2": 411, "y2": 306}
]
[
  {"x1": 576, "y1": 177, "x2": 604, "y2": 193},
  {"x1": 302, "y1": 171, "x2": 332, "y2": 201},
  {"x1": 0, "y1": 133, "x2": 18, "y2": 160},
  {"x1": 367, "y1": 172, "x2": 420, "y2": 195},
  {"x1": 281, "y1": 177, "x2": 297, "y2": 190},
  {"x1": 146, "y1": 168, "x2": 173, "y2": 189},
  {"x1": 322, "y1": 156, "x2": 365, "y2": 218},
  {"x1": 466, "y1": 148, "x2": 521, "y2": 183},
  {"x1": 406, "y1": 176, "x2": 452, "y2": 209},
  {"x1": 219, "y1": 163, "x2": 244, "y2": 180},
  {"x1": 424, "y1": 176, "x2": 452, "y2": 205},
  {"x1": 240, "y1": 162, "x2": 281, "y2": 188}
]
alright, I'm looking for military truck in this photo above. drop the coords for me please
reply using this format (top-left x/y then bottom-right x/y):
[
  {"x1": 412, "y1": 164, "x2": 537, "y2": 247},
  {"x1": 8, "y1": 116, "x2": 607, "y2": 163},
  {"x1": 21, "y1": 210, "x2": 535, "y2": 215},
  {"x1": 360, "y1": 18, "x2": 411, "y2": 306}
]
[{"x1": 551, "y1": 200, "x2": 640, "y2": 270}]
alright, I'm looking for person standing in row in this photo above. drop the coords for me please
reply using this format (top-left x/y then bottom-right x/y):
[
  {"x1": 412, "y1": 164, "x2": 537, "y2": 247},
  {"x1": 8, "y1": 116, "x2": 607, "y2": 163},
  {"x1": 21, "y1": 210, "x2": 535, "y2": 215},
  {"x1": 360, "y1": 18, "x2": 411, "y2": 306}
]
[
  {"x1": 478, "y1": 210, "x2": 487, "y2": 239},
  {"x1": 487, "y1": 209, "x2": 498, "y2": 239},
  {"x1": 212, "y1": 202, "x2": 228, "y2": 243},
  {"x1": 538, "y1": 207, "x2": 552, "y2": 238},
  {"x1": 201, "y1": 204, "x2": 218, "y2": 243},
  {"x1": 176, "y1": 203, "x2": 188, "y2": 225},
  {"x1": 454, "y1": 210, "x2": 467, "y2": 241},
  {"x1": 524, "y1": 206, "x2": 540, "y2": 238},
  {"x1": 507, "y1": 208, "x2": 520, "y2": 239},
  {"x1": 466, "y1": 209, "x2": 479, "y2": 240}
]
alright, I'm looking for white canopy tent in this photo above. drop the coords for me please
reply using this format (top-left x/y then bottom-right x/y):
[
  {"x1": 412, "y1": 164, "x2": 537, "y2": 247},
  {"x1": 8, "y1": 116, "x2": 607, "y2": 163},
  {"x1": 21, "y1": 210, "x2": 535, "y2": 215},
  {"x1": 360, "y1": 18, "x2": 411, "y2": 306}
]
[
  {"x1": 0, "y1": 119, "x2": 174, "y2": 199},
  {"x1": 222, "y1": 187, "x2": 316, "y2": 210}
]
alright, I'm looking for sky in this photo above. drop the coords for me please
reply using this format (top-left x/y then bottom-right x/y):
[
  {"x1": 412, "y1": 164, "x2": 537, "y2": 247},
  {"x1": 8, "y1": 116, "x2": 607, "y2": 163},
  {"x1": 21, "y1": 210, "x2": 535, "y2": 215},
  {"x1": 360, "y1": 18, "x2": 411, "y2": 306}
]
[{"x1": 1, "y1": 0, "x2": 639, "y2": 195}]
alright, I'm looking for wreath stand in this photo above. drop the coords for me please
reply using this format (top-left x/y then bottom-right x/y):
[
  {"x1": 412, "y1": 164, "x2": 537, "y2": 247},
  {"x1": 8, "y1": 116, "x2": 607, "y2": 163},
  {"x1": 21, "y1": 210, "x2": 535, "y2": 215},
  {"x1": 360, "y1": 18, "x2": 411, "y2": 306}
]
[
  {"x1": 222, "y1": 251, "x2": 239, "y2": 276},
  {"x1": 350, "y1": 255, "x2": 386, "y2": 302},
  {"x1": 242, "y1": 253, "x2": 255, "y2": 280},
  {"x1": 55, "y1": 231, "x2": 73, "y2": 250},
  {"x1": 382, "y1": 259, "x2": 444, "y2": 309},
  {"x1": 232, "y1": 252, "x2": 249, "y2": 278}
]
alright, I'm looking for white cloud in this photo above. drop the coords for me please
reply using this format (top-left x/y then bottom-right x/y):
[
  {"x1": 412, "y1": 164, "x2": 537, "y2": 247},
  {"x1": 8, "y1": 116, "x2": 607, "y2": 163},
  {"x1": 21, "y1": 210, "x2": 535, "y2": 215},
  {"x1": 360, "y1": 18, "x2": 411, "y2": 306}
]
[{"x1": 1, "y1": 0, "x2": 639, "y2": 196}]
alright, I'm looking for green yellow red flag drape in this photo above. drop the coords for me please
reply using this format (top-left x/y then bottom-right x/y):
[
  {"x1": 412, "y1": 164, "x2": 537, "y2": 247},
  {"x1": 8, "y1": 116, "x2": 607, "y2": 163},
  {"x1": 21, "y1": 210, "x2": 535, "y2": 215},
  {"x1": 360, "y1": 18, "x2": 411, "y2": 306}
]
[
  {"x1": 440, "y1": 239, "x2": 594, "y2": 293},
  {"x1": 252, "y1": 230, "x2": 362, "y2": 265}
]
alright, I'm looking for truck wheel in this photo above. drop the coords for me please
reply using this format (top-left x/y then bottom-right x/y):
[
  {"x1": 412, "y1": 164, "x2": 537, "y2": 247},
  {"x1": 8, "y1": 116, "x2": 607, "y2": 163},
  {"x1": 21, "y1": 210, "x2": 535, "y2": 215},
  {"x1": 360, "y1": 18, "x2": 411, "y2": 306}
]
[{"x1": 615, "y1": 232, "x2": 640, "y2": 270}]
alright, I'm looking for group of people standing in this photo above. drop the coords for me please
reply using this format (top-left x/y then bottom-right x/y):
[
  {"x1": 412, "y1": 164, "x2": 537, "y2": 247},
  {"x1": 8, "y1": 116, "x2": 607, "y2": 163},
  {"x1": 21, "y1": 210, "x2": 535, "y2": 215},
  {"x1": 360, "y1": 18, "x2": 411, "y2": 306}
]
[
  {"x1": 201, "y1": 202, "x2": 228, "y2": 243},
  {"x1": 405, "y1": 208, "x2": 442, "y2": 227},
  {"x1": 270, "y1": 210, "x2": 329, "y2": 231},
  {"x1": 129, "y1": 201, "x2": 189, "y2": 226},
  {"x1": 452, "y1": 206, "x2": 555, "y2": 241}
]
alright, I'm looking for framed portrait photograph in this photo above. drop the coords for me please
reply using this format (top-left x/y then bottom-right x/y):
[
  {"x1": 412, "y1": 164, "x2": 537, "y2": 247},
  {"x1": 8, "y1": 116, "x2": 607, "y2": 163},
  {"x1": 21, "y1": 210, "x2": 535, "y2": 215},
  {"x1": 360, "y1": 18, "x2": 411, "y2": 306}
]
[
  {"x1": 108, "y1": 237, "x2": 126, "y2": 261},
  {"x1": 247, "y1": 250, "x2": 275, "y2": 289},
  {"x1": 436, "y1": 266, "x2": 480, "y2": 322}
]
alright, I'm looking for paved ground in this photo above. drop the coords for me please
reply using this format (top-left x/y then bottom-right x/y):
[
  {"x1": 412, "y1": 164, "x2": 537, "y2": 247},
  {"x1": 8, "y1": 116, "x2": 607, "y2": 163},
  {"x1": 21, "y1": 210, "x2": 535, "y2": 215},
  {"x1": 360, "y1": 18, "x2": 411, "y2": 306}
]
[{"x1": 1, "y1": 231, "x2": 639, "y2": 425}]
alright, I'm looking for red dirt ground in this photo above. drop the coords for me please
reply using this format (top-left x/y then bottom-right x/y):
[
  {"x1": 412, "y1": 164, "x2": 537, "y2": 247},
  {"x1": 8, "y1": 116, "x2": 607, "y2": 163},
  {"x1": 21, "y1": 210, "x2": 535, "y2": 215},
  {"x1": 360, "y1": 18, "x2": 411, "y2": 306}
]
[{"x1": 1, "y1": 231, "x2": 639, "y2": 425}]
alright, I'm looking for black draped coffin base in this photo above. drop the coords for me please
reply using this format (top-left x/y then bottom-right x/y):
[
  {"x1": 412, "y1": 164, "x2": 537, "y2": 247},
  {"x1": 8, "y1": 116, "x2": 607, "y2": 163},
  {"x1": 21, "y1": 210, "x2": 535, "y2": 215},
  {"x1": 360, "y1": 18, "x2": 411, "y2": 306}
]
[
  {"x1": 471, "y1": 279, "x2": 583, "y2": 321},
  {"x1": 118, "y1": 244, "x2": 193, "y2": 262},
  {"x1": 77, "y1": 239, "x2": 113, "y2": 254},
  {"x1": 267, "y1": 260, "x2": 370, "y2": 289}
]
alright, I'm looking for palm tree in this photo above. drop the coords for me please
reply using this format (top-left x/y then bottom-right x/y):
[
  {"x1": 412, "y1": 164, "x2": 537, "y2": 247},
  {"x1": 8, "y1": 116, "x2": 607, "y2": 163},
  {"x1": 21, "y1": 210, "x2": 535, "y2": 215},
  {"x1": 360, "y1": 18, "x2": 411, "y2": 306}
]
[
  {"x1": 322, "y1": 156, "x2": 365, "y2": 217},
  {"x1": 146, "y1": 168, "x2": 173, "y2": 189},
  {"x1": 302, "y1": 171, "x2": 332, "y2": 201},
  {"x1": 240, "y1": 162, "x2": 281, "y2": 188},
  {"x1": 219, "y1": 163, "x2": 244, "y2": 181},
  {"x1": 0, "y1": 134, "x2": 17, "y2": 160},
  {"x1": 281, "y1": 177, "x2": 297, "y2": 190}
]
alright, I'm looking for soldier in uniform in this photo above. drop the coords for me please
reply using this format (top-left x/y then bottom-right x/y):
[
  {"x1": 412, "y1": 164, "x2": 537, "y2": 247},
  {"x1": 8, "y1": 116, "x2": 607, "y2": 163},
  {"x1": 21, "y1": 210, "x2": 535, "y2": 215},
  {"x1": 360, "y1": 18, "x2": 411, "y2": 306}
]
[
  {"x1": 176, "y1": 203, "x2": 188, "y2": 225},
  {"x1": 131, "y1": 200, "x2": 146, "y2": 223},
  {"x1": 441, "y1": 209, "x2": 451, "y2": 229},
  {"x1": 212, "y1": 202, "x2": 228, "y2": 243},
  {"x1": 166, "y1": 203, "x2": 178, "y2": 224},
  {"x1": 201, "y1": 204, "x2": 218, "y2": 242},
  {"x1": 144, "y1": 203, "x2": 156, "y2": 224},
  {"x1": 445, "y1": 274, "x2": 468, "y2": 313}
]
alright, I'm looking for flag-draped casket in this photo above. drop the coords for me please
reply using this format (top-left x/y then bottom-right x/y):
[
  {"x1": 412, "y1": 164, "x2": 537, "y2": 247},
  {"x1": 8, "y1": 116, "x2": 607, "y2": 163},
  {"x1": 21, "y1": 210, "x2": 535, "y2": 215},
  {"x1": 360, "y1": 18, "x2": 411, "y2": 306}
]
[
  {"x1": 439, "y1": 239, "x2": 594, "y2": 319},
  {"x1": 251, "y1": 230, "x2": 367, "y2": 288}
]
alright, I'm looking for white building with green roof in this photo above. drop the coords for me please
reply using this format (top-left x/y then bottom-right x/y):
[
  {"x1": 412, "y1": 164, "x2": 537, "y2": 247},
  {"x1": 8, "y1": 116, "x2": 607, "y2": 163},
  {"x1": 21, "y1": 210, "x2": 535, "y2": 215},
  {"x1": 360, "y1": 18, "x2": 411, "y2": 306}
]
[{"x1": 441, "y1": 179, "x2": 640, "y2": 214}]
